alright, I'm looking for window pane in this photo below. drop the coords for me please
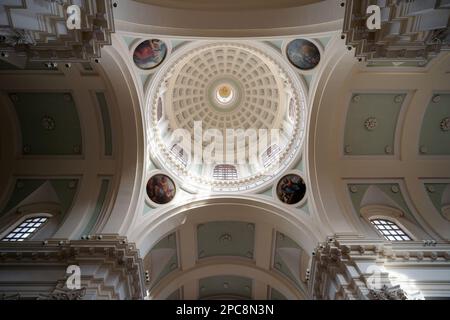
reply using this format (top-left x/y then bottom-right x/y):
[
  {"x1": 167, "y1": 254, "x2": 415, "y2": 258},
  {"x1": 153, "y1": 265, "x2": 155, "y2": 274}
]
[
  {"x1": 1, "y1": 216, "x2": 49, "y2": 242},
  {"x1": 370, "y1": 219, "x2": 412, "y2": 241}
]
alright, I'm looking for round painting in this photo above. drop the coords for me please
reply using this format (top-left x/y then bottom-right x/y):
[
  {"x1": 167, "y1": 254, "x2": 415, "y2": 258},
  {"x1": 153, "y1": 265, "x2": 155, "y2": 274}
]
[
  {"x1": 286, "y1": 39, "x2": 320, "y2": 70},
  {"x1": 276, "y1": 174, "x2": 306, "y2": 205},
  {"x1": 133, "y1": 39, "x2": 167, "y2": 70},
  {"x1": 146, "y1": 174, "x2": 176, "y2": 205}
]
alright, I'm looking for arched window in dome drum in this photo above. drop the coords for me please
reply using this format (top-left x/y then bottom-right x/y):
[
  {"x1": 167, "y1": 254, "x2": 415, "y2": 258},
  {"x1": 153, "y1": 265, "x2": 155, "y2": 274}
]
[
  {"x1": 262, "y1": 144, "x2": 281, "y2": 168},
  {"x1": 157, "y1": 97, "x2": 163, "y2": 121},
  {"x1": 213, "y1": 164, "x2": 238, "y2": 180},
  {"x1": 370, "y1": 219, "x2": 412, "y2": 241},
  {"x1": 170, "y1": 144, "x2": 188, "y2": 166},
  {"x1": 1, "y1": 217, "x2": 49, "y2": 242}
]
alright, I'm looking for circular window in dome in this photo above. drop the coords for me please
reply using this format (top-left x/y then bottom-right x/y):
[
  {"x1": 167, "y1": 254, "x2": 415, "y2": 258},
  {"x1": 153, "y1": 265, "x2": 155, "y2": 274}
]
[
  {"x1": 276, "y1": 174, "x2": 306, "y2": 205},
  {"x1": 146, "y1": 174, "x2": 176, "y2": 204},
  {"x1": 133, "y1": 39, "x2": 168, "y2": 70},
  {"x1": 216, "y1": 84, "x2": 234, "y2": 104},
  {"x1": 286, "y1": 39, "x2": 320, "y2": 70}
]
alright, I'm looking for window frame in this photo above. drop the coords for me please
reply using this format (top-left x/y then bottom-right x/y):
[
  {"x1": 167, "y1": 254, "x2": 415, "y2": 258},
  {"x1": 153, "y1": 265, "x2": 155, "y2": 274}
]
[
  {"x1": 0, "y1": 213, "x2": 53, "y2": 242},
  {"x1": 212, "y1": 164, "x2": 238, "y2": 180},
  {"x1": 369, "y1": 218, "x2": 413, "y2": 242}
]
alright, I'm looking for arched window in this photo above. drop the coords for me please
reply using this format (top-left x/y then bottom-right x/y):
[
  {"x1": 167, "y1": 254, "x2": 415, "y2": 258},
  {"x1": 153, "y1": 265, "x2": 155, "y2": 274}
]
[
  {"x1": 170, "y1": 144, "x2": 188, "y2": 166},
  {"x1": 370, "y1": 219, "x2": 412, "y2": 241},
  {"x1": 1, "y1": 217, "x2": 49, "y2": 242},
  {"x1": 262, "y1": 144, "x2": 281, "y2": 168},
  {"x1": 213, "y1": 165, "x2": 238, "y2": 180}
]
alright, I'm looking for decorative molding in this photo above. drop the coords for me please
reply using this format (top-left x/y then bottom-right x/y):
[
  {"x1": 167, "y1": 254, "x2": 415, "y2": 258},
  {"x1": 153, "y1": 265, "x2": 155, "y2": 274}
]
[
  {"x1": 364, "y1": 117, "x2": 378, "y2": 131},
  {"x1": 0, "y1": 0, "x2": 115, "y2": 63},
  {"x1": 367, "y1": 285, "x2": 407, "y2": 300},
  {"x1": 342, "y1": 0, "x2": 450, "y2": 64},
  {"x1": 310, "y1": 236, "x2": 450, "y2": 300},
  {"x1": 440, "y1": 117, "x2": 450, "y2": 132},
  {"x1": 38, "y1": 288, "x2": 86, "y2": 300},
  {"x1": 0, "y1": 235, "x2": 145, "y2": 300}
]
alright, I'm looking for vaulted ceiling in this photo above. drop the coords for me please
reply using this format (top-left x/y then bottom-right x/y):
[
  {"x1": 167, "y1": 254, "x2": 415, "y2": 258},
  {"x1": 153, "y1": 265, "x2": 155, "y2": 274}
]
[{"x1": 133, "y1": 0, "x2": 323, "y2": 10}]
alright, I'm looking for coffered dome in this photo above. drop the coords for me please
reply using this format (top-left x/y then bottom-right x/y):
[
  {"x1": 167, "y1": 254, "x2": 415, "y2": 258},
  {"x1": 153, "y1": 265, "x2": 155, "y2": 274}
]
[{"x1": 147, "y1": 41, "x2": 307, "y2": 192}]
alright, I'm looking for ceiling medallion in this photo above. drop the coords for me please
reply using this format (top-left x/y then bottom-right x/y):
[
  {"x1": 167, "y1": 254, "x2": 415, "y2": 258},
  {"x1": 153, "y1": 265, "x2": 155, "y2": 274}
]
[
  {"x1": 219, "y1": 233, "x2": 232, "y2": 244},
  {"x1": 41, "y1": 116, "x2": 56, "y2": 131},
  {"x1": 364, "y1": 117, "x2": 378, "y2": 131},
  {"x1": 391, "y1": 185, "x2": 400, "y2": 194},
  {"x1": 394, "y1": 95, "x2": 404, "y2": 104},
  {"x1": 432, "y1": 95, "x2": 441, "y2": 103},
  {"x1": 440, "y1": 117, "x2": 450, "y2": 132}
]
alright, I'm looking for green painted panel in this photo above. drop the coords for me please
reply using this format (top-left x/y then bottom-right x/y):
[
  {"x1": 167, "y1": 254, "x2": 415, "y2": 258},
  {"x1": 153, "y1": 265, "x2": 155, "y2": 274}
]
[
  {"x1": 348, "y1": 183, "x2": 431, "y2": 238},
  {"x1": 122, "y1": 36, "x2": 136, "y2": 49},
  {"x1": 143, "y1": 203, "x2": 153, "y2": 215},
  {"x1": 82, "y1": 179, "x2": 109, "y2": 235},
  {"x1": 425, "y1": 183, "x2": 449, "y2": 219},
  {"x1": 96, "y1": 93, "x2": 113, "y2": 156},
  {"x1": 349, "y1": 183, "x2": 412, "y2": 215},
  {"x1": 303, "y1": 74, "x2": 313, "y2": 90},
  {"x1": 344, "y1": 93, "x2": 405, "y2": 155},
  {"x1": 171, "y1": 40, "x2": 189, "y2": 51},
  {"x1": 199, "y1": 275, "x2": 252, "y2": 300},
  {"x1": 1, "y1": 179, "x2": 45, "y2": 214},
  {"x1": 197, "y1": 221, "x2": 255, "y2": 259},
  {"x1": 316, "y1": 37, "x2": 331, "y2": 49},
  {"x1": 49, "y1": 180, "x2": 79, "y2": 215},
  {"x1": 299, "y1": 201, "x2": 310, "y2": 214},
  {"x1": 419, "y1": 94, "x2": 450, "y2": 155},
  {"x1": 270, "y1": 287, "x2": 287, "y2": 300},
  {"x1": 273, "y1": 232, "x2": 302, "y2": 288},
  {"x1": 10, "y1": 92, "x2": 82, "y2": 155},
  {"x1": 166, "y1": 289, "x2": 181, "y2": 300},
  {"x1": 1, "y1": 179, "x2": 78, "y2": 217},
  {"x1": 265, "y1": 40, "x2": 284, "y2": 51},
  {"x1": 150, "y1": 233, "x2": 178, "y2": 287}
]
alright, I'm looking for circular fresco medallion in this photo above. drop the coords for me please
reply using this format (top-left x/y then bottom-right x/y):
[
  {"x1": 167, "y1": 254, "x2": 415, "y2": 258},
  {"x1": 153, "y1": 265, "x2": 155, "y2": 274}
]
[
  {"x1": 133, "y1": 39, "x2": 168, "y2": 70},
  {"x1": 146, "y1": 174, "x2": 176, "y2": 204},
  {"x1": 276, "y1": 174, "x2": 306, "y2": 205},
  {"x1": 286, "y1": 39, "x2": 320, "y2": 70}
]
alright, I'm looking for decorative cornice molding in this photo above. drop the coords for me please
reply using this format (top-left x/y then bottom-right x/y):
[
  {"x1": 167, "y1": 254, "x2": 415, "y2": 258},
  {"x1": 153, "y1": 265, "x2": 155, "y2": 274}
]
[
  {"x1": 0, "y1": 235, "x2": 145, "y2": 300},
  {"x1": 310, "y1": 236, "x2": 450, "y2": 300},
  {"x1": 0, "y1": 0, "x2": 115, "y2": 63},
  {"x1": 342, "y1": 0, "x2": 450, "y2": 64}
]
